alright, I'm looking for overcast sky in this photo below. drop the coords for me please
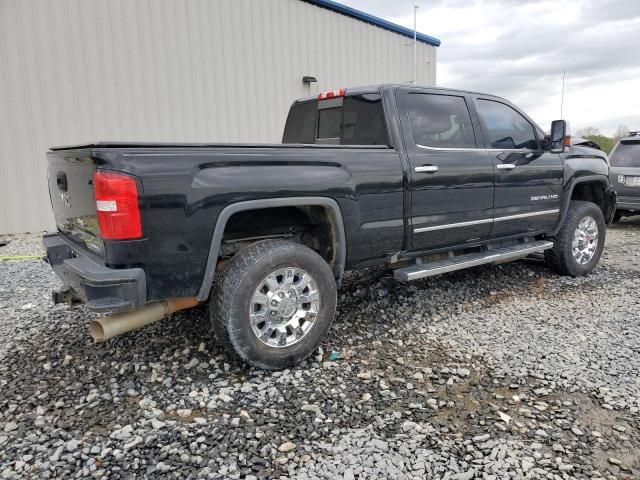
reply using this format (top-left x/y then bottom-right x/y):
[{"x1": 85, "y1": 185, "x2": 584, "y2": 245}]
[{"x1": 340, "y1": 0, "x2": 640, "y2": 136}]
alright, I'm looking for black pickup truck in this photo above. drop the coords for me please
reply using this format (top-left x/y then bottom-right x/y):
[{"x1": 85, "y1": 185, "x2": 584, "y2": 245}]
[{"x1": 44, "y1": 84, "x2": 616, "y2": 369}]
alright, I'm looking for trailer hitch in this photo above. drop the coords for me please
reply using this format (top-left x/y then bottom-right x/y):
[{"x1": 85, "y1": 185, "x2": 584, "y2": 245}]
[{"x1": 52, "y1": 286, "x2": 82, "y2": 306}]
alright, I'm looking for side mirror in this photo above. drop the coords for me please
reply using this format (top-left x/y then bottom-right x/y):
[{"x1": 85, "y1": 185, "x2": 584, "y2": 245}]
[{"x1": 550, "y1": 120, "x2": 567, "y2": 153}]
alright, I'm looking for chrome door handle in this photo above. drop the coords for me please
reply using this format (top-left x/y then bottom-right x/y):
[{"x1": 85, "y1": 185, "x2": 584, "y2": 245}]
[
  {"x1": 415, "y1": 165, "x2": 439, "y2": 173},
  {"x1": 496, "y1": 163, "x2": 516, "y2": 170}
]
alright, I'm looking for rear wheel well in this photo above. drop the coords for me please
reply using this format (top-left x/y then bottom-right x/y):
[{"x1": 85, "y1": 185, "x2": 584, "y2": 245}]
[{"x1": 218, "y1": 205, "x2": 338, "y2": 272}]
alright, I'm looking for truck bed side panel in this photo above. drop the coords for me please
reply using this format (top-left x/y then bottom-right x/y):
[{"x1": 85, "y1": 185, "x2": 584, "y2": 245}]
[{"x1": 93, "y1": 146, "x2": 404, "y2": 301}]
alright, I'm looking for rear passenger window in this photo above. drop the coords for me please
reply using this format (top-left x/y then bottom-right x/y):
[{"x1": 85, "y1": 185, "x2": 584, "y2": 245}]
[
  {"x1": 477, "y1": 99, "x2": 538, "y2": 150},
  {"x1": 340, "y1": 94, "x2": 389, "y2": 145},
  {"x1": 406, "y1": 93, "x2": 476, "y2": 148}
]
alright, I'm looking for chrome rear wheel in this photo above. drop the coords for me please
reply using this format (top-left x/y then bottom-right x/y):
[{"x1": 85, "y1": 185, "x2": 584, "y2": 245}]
[
  {"x1": 250, "y1": 267, "x2": 320, "y2": 348},
  {"x1": 211, "y1": 240, "x2": 337, "y2": 370}
]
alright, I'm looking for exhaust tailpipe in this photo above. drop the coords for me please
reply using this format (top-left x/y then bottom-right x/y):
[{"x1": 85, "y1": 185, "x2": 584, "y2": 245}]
[{"x1": 90, "y1": 297, "x2": 199, "y2": 342}]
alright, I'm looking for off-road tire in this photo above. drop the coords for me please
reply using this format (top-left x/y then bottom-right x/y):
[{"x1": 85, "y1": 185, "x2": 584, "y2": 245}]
[
  {"x1": 211, "y1": 240, "x2": 337, "y2": 369},
  {"x1": 545, "y1": 200, "x2": 606, "y2": 277}
]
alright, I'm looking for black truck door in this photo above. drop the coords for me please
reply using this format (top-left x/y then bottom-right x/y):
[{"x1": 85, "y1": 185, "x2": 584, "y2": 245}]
[
  {"x1": 397, "y1": 88, "x2": 495, "y2": 252},
  {"x1": 472, "y1": 97, "x2": 563, "y2": 238}
]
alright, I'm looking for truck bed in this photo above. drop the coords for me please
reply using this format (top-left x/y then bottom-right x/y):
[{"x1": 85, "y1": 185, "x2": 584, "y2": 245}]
[{"x1": 50, "y1": 142, "x2": 388, "y2": 151}]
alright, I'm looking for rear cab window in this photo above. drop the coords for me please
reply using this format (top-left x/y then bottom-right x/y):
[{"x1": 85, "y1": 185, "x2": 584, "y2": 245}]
[
  {"x1": 282, "y1": 101, "x2": 317, "y2": 144},
  {"x1": 282, "y1": 93, "x2": 390, "y2": 146}
]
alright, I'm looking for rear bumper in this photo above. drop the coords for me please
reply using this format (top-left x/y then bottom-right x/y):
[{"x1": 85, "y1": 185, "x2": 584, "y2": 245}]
[
  {"x1": 616, "y1": 195, "x2": 640, "y2": 211},
  {"x1": 43, "y1": 233, "x2": 146, "y2": 312}
]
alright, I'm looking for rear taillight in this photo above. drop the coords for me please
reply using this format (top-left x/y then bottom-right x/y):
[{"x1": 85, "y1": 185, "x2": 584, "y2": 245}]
[{"x1": 93, "y1": 171, "x2": 142, "y2": 240}]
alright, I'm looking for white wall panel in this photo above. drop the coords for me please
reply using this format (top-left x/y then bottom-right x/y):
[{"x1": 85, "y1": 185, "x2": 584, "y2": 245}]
[{"x1": 0, "y1": 0, "x2": 437, "y2": 234}]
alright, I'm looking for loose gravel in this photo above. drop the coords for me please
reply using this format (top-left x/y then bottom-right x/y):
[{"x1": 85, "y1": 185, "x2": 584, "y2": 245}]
[{"x1": 1, "y1": 218, "x2": 639, "y2": 479}]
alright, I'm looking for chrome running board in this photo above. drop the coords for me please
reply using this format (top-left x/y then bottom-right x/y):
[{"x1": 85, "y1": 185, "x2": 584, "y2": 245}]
[{"x1": 394, "y1": 241, "x2": 554, "y2": 282}]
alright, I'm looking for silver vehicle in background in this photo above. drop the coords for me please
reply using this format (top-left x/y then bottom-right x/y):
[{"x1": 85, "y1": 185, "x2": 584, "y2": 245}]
[{"x1": 610, "y1": 132, "x2": 640, "y2": 221}]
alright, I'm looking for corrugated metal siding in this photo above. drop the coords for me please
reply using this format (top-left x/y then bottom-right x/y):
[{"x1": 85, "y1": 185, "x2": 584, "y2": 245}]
[{"x1": 0, "y1": 0, "x2": 437, "y2": 234}]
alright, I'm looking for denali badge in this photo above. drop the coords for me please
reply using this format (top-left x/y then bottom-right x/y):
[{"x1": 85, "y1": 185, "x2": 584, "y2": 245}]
[
  {"x1": 59, "y1": 192, "x2": 72, "y2": 208},
  {"x1": 531, "y1": 194, "x2": 559, "y2": 201}
]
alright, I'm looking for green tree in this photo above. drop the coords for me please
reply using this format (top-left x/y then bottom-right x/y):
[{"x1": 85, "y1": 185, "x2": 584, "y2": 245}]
[
  {"x1": 575, "y1": 127, "x2": 616, "y2": 154},
  {"x1": 612, "y1": 125, "x2": 630, "y2": 145}
]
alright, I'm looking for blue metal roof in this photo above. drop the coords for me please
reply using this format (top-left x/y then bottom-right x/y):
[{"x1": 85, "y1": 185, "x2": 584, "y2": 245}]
[{"x1": 304, "y1": 0, "x2": 441, "y2": 47}]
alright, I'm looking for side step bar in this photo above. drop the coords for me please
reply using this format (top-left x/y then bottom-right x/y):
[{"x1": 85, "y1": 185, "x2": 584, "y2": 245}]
[{"x1": 394, "y1": 241, "x2": 554, "y2": 282}]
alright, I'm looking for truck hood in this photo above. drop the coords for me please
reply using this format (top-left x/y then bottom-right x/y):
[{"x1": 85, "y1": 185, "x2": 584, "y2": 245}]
[{"x1": 566, "y1": 144, "x2": 609, "y2": 163}]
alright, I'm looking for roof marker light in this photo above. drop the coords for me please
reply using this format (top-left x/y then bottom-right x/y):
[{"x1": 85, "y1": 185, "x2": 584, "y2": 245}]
[{"x1": 318, "y1": 88, "x2": 345, "y2": 100}]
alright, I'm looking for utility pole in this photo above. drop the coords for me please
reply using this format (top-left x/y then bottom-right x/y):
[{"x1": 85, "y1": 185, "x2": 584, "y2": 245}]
[
  {"x1": 413, "y1": 3, "x2": 419, "y2": 84},
  {"x1": 560, "y1": 69, "x2": 566, "y2": 119}
]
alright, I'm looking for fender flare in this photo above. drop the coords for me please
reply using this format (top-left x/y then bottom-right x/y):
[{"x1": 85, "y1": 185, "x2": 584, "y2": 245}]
[
  {"x1": 551, "y1": 175, "x2": 611, "y2": 236},
  {"x1": 196, "y1": 197, "x2": 347, "y2": 301}
]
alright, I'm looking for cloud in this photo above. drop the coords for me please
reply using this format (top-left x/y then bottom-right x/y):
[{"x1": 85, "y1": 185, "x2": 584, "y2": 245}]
[{"x1": 339, "y1": 0, "x2": 640, "y2": 135}]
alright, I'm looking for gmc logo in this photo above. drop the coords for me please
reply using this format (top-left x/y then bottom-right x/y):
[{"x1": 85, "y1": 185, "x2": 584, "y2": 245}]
[{"x1": 59, "y1": 192, "x2": 72, "y2": 208}]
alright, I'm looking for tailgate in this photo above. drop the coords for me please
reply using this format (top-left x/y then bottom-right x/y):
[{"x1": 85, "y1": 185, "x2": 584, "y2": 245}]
[
  {"x1": 613, "y1": 166, "x2": 640, "y2": 197},
  {"x1": 47, "y1": 149, "x2": 104, "y2": 257}
]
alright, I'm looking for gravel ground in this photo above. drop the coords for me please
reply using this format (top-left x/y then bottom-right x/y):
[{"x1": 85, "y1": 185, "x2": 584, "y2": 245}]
[{"x1": 1, "y1": 218, "x2": 639, "y2": 479}]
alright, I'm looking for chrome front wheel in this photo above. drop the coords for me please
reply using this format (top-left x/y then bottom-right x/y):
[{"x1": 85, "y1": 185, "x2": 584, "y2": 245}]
[
  {"x1": 572, "y1": 215, "x2": 599, "y2": 264},
  {"x1": 545, "y1": 200, "x2": 605, "y2": 277}
]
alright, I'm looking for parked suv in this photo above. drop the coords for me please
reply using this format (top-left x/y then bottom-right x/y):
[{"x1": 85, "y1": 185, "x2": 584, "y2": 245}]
[
  {"x1": 610, "y1": 132, "x2": 640, "y2": 221},
  {"x1": 44, "y1": 85, "x2": 616, "y2": 369}
]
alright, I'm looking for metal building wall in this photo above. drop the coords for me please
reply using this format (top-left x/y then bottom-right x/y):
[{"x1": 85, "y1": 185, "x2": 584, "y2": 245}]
[{"x1": 0, "y1": 0, "x2": 437, "y2": 234}]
